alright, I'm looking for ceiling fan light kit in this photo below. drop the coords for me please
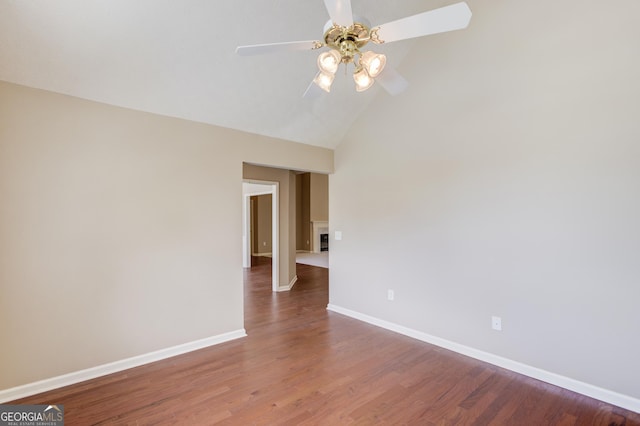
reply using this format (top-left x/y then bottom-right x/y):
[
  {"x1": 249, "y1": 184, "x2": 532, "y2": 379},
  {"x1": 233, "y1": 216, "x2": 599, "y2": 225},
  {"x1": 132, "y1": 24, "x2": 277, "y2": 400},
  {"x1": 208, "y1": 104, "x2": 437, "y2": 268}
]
[
  {"x1": 313, "y1": 20, "x2": 389, "y2": 93},
  {"x1": 359, "y1": 50, "x2": 386, "y2": 78},
  {"x1": 236, "y1": 1, "x2": 472, "y2": 96},
  {"x1": 313, "y1": 70, "x2": 336, "y2": 93},
  {"x1": 317, "y1": 50, "x2": 342, "y2": 74},
  {"x1": 353, "y1": 66, "x2": 374, "y2": 92}
]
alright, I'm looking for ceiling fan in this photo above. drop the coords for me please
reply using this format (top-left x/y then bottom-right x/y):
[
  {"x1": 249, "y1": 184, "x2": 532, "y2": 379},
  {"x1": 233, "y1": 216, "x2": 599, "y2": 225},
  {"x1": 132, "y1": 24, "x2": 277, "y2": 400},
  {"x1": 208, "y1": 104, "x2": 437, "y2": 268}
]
[{"x1": 236, "y1": 0, "x2": 472, "y2": 96}]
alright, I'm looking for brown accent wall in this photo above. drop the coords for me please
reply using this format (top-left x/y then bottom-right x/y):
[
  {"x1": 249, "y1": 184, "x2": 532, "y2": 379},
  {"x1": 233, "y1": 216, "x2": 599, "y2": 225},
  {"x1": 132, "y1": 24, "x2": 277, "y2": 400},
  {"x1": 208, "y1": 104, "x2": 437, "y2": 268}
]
[
  {"x1": 251, "y1": 194, "x2": 272, "y2": 254},
  {"x1": 296, "y1": 173, "x2": 311, "y2": 251}
]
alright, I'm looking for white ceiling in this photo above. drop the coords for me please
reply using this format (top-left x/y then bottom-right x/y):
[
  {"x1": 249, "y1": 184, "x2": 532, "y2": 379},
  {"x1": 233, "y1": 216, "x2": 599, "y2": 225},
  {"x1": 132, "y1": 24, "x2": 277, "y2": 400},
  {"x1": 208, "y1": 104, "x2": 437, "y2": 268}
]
[{"x1": 0, "y1": 0, "x2": 467, "y2": 149}]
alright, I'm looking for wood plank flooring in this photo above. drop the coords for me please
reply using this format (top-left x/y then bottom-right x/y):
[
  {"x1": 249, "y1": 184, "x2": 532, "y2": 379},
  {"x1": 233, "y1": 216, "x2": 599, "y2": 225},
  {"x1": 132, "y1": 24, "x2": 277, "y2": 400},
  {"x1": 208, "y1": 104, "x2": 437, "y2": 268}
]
[{"x1": 11, "y1": 258, "x2": 640, "y2": 425}]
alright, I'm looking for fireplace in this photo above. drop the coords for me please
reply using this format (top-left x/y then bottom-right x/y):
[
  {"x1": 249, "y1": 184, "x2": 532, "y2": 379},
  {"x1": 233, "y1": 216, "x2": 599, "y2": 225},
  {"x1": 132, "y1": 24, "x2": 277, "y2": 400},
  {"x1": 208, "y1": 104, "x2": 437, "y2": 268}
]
[
  {"x1": 311, "y1": 221, "x2": 329, "y2": 253},
  {"x1": 320, "y1": 233, "x2": 329, "y2": 252}
]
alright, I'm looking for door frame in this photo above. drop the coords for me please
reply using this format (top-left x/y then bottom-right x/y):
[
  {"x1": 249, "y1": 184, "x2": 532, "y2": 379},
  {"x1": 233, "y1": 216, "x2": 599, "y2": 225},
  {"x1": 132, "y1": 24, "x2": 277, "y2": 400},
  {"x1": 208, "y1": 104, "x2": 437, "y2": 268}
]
[{"x1": 242, "y1": 180, "x2": 279, "y2": 292}]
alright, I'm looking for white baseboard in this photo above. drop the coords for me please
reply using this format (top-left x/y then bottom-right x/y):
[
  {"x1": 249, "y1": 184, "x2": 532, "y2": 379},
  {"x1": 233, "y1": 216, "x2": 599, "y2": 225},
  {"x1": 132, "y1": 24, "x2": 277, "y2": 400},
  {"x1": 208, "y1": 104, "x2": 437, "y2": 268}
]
[
  {"x1": 253, "y1": 252, "x2": 272, "y2": 257},
  {"x1": 0, "y1": 329, "x2": 247, "y2": 404},
  {"x1": 278, "y1": 275, "x2": 298, "y2": 292},
  {"x1": 326, "y1": 304, "x2": 640, "y2": 414}
]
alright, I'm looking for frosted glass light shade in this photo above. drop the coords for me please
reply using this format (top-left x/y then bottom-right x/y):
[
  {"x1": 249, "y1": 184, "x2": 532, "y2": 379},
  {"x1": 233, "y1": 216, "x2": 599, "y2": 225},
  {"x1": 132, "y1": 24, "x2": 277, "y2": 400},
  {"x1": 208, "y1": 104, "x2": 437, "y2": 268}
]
[
  {"x1": 353, "y1": 68, "x2": 374, "y2": 92},
  {"x1": 360, "y1": 51, "x2": 386, "y2": 78},
  {"x1": 317, "y1": 50, "x2": 341, "y2": 74},
  {"x1": 313, "y1": 71, "x2": 335, "y2": 93}
]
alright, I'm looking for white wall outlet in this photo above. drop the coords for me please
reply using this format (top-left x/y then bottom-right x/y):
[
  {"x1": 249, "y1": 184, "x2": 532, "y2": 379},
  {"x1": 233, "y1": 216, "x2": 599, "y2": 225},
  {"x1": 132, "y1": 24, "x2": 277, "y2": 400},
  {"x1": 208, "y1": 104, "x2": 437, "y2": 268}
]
[
  {"x1": 387, "y1": 289, "x2": 395, "y2": 301},
  {"x1": 491, "y1": 316, "x2": 502, "y2": 331},
  {"x1": 263, "y1": 241, "x2": 266, "y2": 246},
  {"x1": 306, "y1": 240, "x2": 309, "y2": 245},
  {"x1": 335, "y1": 231, "x2": 342, "y2": 241}
]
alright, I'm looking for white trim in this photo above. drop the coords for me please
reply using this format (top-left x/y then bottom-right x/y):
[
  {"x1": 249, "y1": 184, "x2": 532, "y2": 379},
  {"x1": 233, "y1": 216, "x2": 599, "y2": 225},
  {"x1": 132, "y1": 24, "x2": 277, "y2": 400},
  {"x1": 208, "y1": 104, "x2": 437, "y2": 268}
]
[
  {"x1": 0, "y1": 329, "x2": 247, "y2": 404},
  {"x1": 242, "y1": 194, "x2": 251, "y2": 268},
  {"x1": 278, "y1": 275, "x2": 298, "y2": 292},
  {"x1": 242, "y1": 179, "x2": 279, "y2": 292},
  {"x1": 243, "y1": 190, "x2": 272, "y2": 196},
  {"x1": 271, "y1": 183, "x2": 279, "y2": 292},
  {"x1": 326, "y1": 304, "x2": 640, "y2": 414}
]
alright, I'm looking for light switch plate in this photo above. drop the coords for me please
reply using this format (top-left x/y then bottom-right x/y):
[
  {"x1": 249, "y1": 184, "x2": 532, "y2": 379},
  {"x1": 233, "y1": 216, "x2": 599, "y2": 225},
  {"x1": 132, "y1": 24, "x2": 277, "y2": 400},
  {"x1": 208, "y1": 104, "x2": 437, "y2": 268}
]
[{"x1": 335, "y1": 231, "x2": 342, "y2": 241}]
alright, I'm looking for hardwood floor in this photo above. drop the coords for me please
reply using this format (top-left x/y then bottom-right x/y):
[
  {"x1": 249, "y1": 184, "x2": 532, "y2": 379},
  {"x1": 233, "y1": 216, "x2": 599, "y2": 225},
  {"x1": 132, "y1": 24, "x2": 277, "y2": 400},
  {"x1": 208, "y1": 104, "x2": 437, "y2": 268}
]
[{"x1": 11, "y1": 259, "x2": 640, "y2": 425}]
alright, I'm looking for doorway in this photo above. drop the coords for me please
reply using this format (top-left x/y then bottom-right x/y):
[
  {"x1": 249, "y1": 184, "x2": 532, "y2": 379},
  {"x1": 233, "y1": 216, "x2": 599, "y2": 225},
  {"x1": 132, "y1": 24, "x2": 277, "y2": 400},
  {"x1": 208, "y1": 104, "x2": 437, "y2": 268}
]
[{"x1": 242, "y1": 181, "x2": 279, "y2": 292}]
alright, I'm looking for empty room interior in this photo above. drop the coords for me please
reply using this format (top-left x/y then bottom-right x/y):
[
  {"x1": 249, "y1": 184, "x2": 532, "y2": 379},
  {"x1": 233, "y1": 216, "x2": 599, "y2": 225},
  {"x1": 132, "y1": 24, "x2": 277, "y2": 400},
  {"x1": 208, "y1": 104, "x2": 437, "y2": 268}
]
[{"x1": 1, "y1": 0, "x2": 639, "y2": 424}]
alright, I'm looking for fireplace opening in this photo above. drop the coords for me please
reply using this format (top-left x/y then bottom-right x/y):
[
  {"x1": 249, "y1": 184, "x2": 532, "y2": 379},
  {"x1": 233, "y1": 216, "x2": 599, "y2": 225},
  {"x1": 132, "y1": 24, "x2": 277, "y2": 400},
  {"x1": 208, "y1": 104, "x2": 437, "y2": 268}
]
[{"x1": 320, "y1": 233, "x2": 329, "y2": 252}]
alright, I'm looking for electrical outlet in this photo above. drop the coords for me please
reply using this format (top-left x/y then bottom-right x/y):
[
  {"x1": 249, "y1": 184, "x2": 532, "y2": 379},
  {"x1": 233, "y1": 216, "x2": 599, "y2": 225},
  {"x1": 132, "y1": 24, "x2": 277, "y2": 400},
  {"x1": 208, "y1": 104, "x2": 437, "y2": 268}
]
[
  {"x1": 387, "y1": 290, "x2": 395, "y2": 301},
  {"x1": 263, "y1": 241, "x2": 266, "y2": 246},
  {"x1": 491, "y1": 316, "x2": 502, "y2": 331}
]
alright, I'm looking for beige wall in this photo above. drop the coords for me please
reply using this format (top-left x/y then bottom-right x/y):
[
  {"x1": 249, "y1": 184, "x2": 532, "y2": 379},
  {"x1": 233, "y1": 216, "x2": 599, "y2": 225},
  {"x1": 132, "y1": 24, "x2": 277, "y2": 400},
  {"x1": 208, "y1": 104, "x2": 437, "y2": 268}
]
[
  {"x1": 0, "y1": 81, "x2": 332, "y2": 390},
  {"x1": 309, "y1": 173, "x2": 328, "y2": 222},
  {"x1": 330, "y1": 0, "x2": 640, "y2": 402},
  {"x1": 251, "y1": 194, "x2": 272, "y2": 254}
]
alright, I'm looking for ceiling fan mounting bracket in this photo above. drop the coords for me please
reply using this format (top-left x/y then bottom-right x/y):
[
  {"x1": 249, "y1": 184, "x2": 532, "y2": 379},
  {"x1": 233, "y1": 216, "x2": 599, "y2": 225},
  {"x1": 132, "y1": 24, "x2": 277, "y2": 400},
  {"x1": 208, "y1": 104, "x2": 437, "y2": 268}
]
[
  {"x1": 369, "y1": 27, "x2": 384, "y2": 44},
  {"x1": 323, "y1": 22, "x2": 370, "y2": 64}
]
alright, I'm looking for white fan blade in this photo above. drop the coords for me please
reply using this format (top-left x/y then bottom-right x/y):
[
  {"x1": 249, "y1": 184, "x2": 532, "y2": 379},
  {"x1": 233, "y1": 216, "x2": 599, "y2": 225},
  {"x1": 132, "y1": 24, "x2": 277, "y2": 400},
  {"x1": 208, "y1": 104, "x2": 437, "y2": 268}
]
[
  {"x1": 303, "y1": 79, "x2": 325, "y2": 99},
  {"x1": 374, "y1": 2, "x2": 472, "y2": 44},
  {"x1": 236, "y1": 40, "x2": 320, "y2": 56},
  {"x1": 323, "y1": 0, "x2": 353, "y2": 27},
  {"x1": 376, "y1": 67, "x2": 409, "y2": 96}
]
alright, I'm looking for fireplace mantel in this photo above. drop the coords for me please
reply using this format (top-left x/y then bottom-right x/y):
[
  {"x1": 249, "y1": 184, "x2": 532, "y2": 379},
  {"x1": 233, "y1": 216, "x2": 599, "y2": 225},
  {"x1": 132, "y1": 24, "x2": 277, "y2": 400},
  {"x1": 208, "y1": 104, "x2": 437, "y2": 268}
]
[{"x1": 311, "y1": 221, "x2": 328, "y2": 253}]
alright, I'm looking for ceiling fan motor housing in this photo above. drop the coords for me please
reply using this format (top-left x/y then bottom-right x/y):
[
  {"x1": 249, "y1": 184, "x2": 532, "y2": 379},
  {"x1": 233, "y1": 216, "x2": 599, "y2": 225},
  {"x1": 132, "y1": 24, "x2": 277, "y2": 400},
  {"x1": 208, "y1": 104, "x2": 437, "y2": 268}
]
[{"x1": 323, "y1": 22, "x2": 370, "y2": 64}]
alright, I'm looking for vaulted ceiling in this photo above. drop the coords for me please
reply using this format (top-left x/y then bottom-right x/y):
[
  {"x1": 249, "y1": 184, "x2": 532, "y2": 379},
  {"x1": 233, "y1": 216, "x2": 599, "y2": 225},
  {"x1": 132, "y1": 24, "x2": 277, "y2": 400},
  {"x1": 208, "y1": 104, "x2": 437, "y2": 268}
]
[{"x1": 0, "y1": 0, "x2": 472, "y2": 148}]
